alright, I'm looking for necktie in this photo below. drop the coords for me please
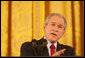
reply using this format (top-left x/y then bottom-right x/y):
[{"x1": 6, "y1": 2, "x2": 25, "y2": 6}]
[{"x1": 50, "y1": 43, "x2": 55, "y2": 56}]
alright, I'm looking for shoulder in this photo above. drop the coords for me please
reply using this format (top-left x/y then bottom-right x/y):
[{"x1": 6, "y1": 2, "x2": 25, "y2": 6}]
[
  {"x1": 57, "y1": 42, "x2": 74, "y2": 50},
  {"x1": 21, "y1": 38, "x2": 47, "y2": 49},
  {"x1": 61, "y1": 44, "x2": 72, "y2": 48},
  {"x1": 60, "y1": 44, "x2": 74, "y2": 50},
  {"x1": 21, "y1": 42, "x2": 32, "y2": 50},
  {"x1": 20, "y1": 40, "x2": 38, "y2": 56},
  {"x1": 60, "y1": 44, "x2": 74, "y2": 51},
  {"x1": 21, "y1": 39, "x2": 40, "y2": 48}
]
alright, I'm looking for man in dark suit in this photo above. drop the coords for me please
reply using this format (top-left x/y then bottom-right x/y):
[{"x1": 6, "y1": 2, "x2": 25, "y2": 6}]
[{"x1": 20, "y1": 13, "x2": 75, "y2": 57}]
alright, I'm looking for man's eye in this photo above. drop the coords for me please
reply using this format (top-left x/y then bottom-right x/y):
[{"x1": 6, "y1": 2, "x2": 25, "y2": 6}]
[
  {"x1": 51, "y1": 24, "x2": 55, "y2": 26},
  {"x1": 58, "y1": 25, "x2": 63, "y2": 28}
]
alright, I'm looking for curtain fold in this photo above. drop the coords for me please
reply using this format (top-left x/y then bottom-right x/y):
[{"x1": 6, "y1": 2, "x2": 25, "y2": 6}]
[
  {"x1": 73, "y1": 1, "x2": 81, "y2": 56},
  {"x1": 1, "y1": 1, "x2": 8, "y2": 56}
]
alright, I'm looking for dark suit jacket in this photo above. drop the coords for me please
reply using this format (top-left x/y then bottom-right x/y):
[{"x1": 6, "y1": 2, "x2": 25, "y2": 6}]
[{"x1": 20, "y1": 37, "x2": 75, "y2": 57}]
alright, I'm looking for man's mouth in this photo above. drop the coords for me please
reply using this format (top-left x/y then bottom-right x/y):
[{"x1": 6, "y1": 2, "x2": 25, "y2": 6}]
[{"x1": 51, "y1": 33, "x2": 57, "y2": 36}]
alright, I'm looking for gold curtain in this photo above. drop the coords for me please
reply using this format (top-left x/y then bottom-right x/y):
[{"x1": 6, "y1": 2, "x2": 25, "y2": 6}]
[{"x1": 1, "y1": 1, "x2": 84, "y2": 57}]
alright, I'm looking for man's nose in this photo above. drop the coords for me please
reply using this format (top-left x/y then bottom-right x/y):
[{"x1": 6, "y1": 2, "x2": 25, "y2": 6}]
[
  {"x1": 54, "y1": 29, "x2": 58, "y2": 32},
  {"x1": 53, "y1": 28, "x2": 58, "y2": 32},
  {"x1": 53, "y1": 26, "x2": 59, "y2": 32},
  {"x1": 52, "y1": 26, "x2": 59, "y2": 32}
]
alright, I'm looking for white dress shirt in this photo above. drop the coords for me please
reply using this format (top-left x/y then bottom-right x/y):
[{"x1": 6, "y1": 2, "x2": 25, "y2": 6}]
[{"x1": 44, "y1": 37, "x2": 57, "y2": 56}]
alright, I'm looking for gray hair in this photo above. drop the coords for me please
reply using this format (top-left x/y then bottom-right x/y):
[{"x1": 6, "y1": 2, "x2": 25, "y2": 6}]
[{"x1": 45, "y1": 13, "x2": 67, "y2": 30}]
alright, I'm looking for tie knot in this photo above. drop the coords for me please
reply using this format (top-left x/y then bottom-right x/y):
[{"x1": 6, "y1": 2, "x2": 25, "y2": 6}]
[{"x1": 50, "y1": 44, "x2": 55, "y2": 49}]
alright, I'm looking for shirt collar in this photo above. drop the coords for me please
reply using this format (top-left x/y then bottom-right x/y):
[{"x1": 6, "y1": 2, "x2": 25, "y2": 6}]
[{"x1": 43, "y1": 36, "x2": 57, "y2": 49}]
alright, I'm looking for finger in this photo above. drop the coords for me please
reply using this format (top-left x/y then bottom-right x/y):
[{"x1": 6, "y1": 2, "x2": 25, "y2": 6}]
[
  {"x1": 56, "y1": 49, "x2": 66, "y2": 55},
  {"x1": 52, "y1": 51, "x2": 62, "y2": 56},
  {"x1": 52, "y1": 49, "x2": 66, "y2": 56},
  {"x1": 61, "y1": 49, "x2": 66, "y2": 54},
  {"x1": 58, "y1": 49, "x2": 66, "y2": 54},
  {"x1": 60, "y1": 49, "x2": 66, "y2": 53}
]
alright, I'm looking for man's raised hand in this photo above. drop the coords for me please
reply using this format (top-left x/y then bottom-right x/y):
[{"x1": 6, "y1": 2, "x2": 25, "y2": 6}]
[{"x1": 51, "y1": 49, "x2": 66, "y2": 56}]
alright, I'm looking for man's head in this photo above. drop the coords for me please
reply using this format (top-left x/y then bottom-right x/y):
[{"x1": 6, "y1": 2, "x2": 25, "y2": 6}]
[{"x1": 44, "y1": 13, "x2": 67, "y2": 43}]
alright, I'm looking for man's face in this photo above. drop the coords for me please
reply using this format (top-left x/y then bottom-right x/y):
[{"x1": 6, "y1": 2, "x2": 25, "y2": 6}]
[{"x1": 44, "y1": 15, "x2": 65, "y2": 43}]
